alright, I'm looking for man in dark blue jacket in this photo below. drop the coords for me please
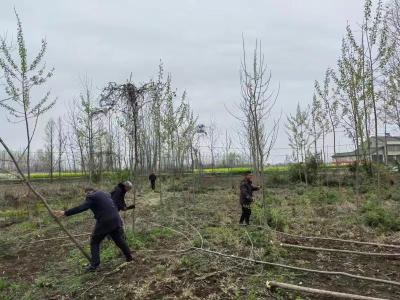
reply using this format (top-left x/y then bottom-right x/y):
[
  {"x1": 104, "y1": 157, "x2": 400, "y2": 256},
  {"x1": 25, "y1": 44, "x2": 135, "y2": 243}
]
[{"x1": 54, "y1": 187, "x2": 133, "y2": 271}]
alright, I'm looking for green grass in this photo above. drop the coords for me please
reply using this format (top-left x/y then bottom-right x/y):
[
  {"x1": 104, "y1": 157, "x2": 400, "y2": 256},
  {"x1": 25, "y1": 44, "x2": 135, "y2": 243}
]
[
  {"x1": 29, "y1": 172, "x2": 86, "y2": 179},
  {"x1": 198, "y1": 164, "x2": 346, "y2": 175},
  {"x1": 198, "y1": 166, "x2": 288, "y2": 174}
]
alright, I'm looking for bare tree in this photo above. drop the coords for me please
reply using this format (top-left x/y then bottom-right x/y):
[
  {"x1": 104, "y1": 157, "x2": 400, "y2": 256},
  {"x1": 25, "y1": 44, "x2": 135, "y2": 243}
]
[
  {"x1": 315, "y1": 69, "x2": 340, "y2": 157},
  {"x1": 67, "y1": 98, "x2": 87, "y2": 175},
  {"x1": 207, "y1": 118, "x2": 220, "y2": 171},
  {"x1": 0, "y1": 10, "x2": 56, "y2": 180},
  {"x1": 286, "y1": 103, "x2": 311, "y2": 165},
  {"x1": 237, "y1": 38, "x2": 280, "y2": 225},
  {"x1": 310, "y1": 95, "x2": 323, "y2": 159},
  {"x1": 56, "y1": 117, "x2": 66, "y2": 176},
  {"x1": 286, "y1": 103, "x2": 312, "y2": 184},
  {"x1": 78, "y1": 78, "x2": 103, "y2": 182},
  {"x1": 362, "y1": 0, "x2": 393, "y2": 164},
  {"x1": 238, "y1": 38, "x2": 280, "y2": 179},
  {"x1": 332, "y1": 26, "x2": 366, "y2": 162},
  {"x1": 45, "y1": 119, "x2": 56, "y2": 181}
]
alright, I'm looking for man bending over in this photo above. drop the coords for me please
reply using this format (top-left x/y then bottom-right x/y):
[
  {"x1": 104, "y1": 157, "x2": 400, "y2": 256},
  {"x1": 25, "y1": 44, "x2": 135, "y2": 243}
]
[{"x1": 53, "y1": 187, "x2": 133, "y2": 271}]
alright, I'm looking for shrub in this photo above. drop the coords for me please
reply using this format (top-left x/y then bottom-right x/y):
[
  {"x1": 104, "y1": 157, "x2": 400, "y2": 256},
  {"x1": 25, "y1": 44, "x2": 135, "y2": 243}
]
[
  {"x1": 361, "y1": 201, "x2": 400, "y2": 231},
  {"x1": 390, "y1": 188, "x2": 400, "y2": 202},
  {"x1": 288, "y1": 156, "x2": 319, "y2": 184},
  {"x1": 268, "y1": 172, "x2": 288, "y2": 185}
]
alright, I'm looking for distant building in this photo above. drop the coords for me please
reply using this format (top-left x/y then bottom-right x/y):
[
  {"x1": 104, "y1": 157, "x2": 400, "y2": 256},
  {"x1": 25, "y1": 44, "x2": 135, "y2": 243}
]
[{"x1": 332, "y1": 135, "x2": 400, "y2": 164}]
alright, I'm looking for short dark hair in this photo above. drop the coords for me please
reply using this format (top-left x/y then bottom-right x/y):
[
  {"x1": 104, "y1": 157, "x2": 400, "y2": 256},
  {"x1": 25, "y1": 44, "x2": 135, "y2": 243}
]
[{"x1": 243, "y1": 170, "x2": 252, "y2": 176}]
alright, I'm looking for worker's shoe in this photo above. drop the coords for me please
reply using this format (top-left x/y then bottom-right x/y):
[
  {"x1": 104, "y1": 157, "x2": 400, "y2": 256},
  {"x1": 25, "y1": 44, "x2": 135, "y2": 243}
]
[{"x1": 85, "y1": 264, "x2": 98, "y2": 272}]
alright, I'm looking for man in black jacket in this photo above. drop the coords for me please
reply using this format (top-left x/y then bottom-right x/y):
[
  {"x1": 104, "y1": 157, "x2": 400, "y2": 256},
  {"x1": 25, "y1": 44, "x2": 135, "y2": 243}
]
[
  {"x1": 110, "y1": 181, "x2": 134, "y2": 212},
  {"x1": 239, "y1": 172, "x2": 261, "y2": 225},
  {"x1": 148, "y1": 173, "x2": 157, "y2": 191},
  {"x1": 53, "y1": 188, "x2": 133, "y2": 271}
]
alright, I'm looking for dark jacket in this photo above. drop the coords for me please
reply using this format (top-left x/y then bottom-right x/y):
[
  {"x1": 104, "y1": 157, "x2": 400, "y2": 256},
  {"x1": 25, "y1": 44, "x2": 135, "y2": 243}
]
[
  {"x1": 110, "y1": 183, "x2": 127, "y2": 211},
  {"x1": 149, "y1": 174, "x2": 157, "y2": 182},
  {"x1": 64, "y1": 191, "x2": 122, "y2": 233},
  {"x1": 239, "y1": 179, "x2": 259, "y2": 205}
]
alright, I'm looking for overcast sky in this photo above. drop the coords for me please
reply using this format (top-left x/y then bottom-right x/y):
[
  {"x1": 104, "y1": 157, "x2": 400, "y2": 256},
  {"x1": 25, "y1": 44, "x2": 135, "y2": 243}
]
[{"x1": 0, "y1": 0, "x2": 365, "y2": 162}]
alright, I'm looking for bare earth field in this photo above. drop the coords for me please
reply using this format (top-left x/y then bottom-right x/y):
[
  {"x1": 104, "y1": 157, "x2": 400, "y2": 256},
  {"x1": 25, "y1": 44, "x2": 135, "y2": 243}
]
[{"x1": 1, "y1": 175, "x2": 400, "y2": 299}]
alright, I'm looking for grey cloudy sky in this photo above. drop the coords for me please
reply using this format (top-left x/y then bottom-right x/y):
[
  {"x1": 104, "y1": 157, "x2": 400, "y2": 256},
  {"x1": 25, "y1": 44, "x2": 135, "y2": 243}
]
[{"x1": 0, "y1": 0, "x2": 365, "y2": 161}]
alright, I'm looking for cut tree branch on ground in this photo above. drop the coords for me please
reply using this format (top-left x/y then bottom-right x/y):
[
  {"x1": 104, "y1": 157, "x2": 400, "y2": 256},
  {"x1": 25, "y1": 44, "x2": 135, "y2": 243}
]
[
  {"x1": 174, "y1": 219, "x2": 400, "y2": 287},
  {"x1": 264, "y1": 226, "x2": 400, "y2": 249},
  {"x1": 193, "y1": 247, "x2": 400, "y2": 287},
  {"x1": 29, "y1": 233, "x2": 92, "y2": 243},
  {"x1": 178, "y1": 217, "x2": 204, "y2": 248},
  {"x1": 266, "y1": 280, "x2": 388, "y2": 300},
  {"x1": 218, "y1": 224, "x2": 400, "y2": 249},
  {"x1": 0, "y1": 137, "x2": 91, "y2": 262},
  {"x1": 280, "y1": 242, "x2": 400, "y2": 257}
]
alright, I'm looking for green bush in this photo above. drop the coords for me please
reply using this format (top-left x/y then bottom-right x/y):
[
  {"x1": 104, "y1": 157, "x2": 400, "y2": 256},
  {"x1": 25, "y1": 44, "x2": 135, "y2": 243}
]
[
  {"x1": 361, "y1": 201, "x2": 400, "y2": 231},
  {"x1": 288, "y1": 156, "x2": 319, "y2": 184},
  {"x1": 268, "y1": 172, "x2": 289, "y2": 185},
  {"x1": 390, "y1": 188, "x2": 400, "y2": 202}
]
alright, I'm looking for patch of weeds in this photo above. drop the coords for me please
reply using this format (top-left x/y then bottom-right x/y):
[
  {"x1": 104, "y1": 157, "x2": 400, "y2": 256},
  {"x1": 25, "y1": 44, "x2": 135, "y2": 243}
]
[
  {"x1": 0, "y1": 209, "x2": 27, "y2": 218},
  {"x1": 267, "y1": 208, "x2": 288, "y2": 232},
  {"x1": 361, "y1": 201, "x2": 400, "y2": 231},
  {"x1": 0, "y1": 237, "x2": 15, "y2": 259},
  {"x1": 0, "y1": 281, "x2": 29, "y2": 300},
  {"x1": 203, "y1": 226, "x2": 241, "y2": 248},
  {"x1": 166, "y1": 183, "x2": 189, "y2": 192},
  {"x1": 307, "y1": 188, "x2": 340, "y2": 204},
  {"x1": 358, "y1": 183, "x2": 370, "y2": 194},
  {"x1": 101, "y1": 241, "x2": 119, "y2": 262},
  {"x1": 388, "y1": 188, "x2": 400, "y2": 202},
  {"x1": 179, "y1": 254, "x2": 209, "y2": 273},
  {"x1": 0, "y1": 277, "x2": 9, "y2": 291},
  {"x1": 245, "y1": 230, "x2": 270, "y2": 247},
  {"x1": 264, "y1": 194, "x2": 282, "y2": 206},
  {"x1": 245, "y1": 230, "x2": 283, "y2": 261},
  {"x1": 34, "y1": 275, "x2": 55, "y2": 288},
  {"x1": 154, "y1": 264, "x2": 168, "y2": 278},
  {"x1": 251, "y1": 205, "x2": 289, "y2": 232},
  {"x1": 125, "y1": 227, "x2": 176, "y2": 249},
  {"x1": 295, "y1": 186, "x2": 305, "y2": 195},
  {"x1": 195, "y1": 185, "x2": 217, "y2": 194},
  {"x1": 68, "y1": 246, "x2": 90, "y2": 266}
]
